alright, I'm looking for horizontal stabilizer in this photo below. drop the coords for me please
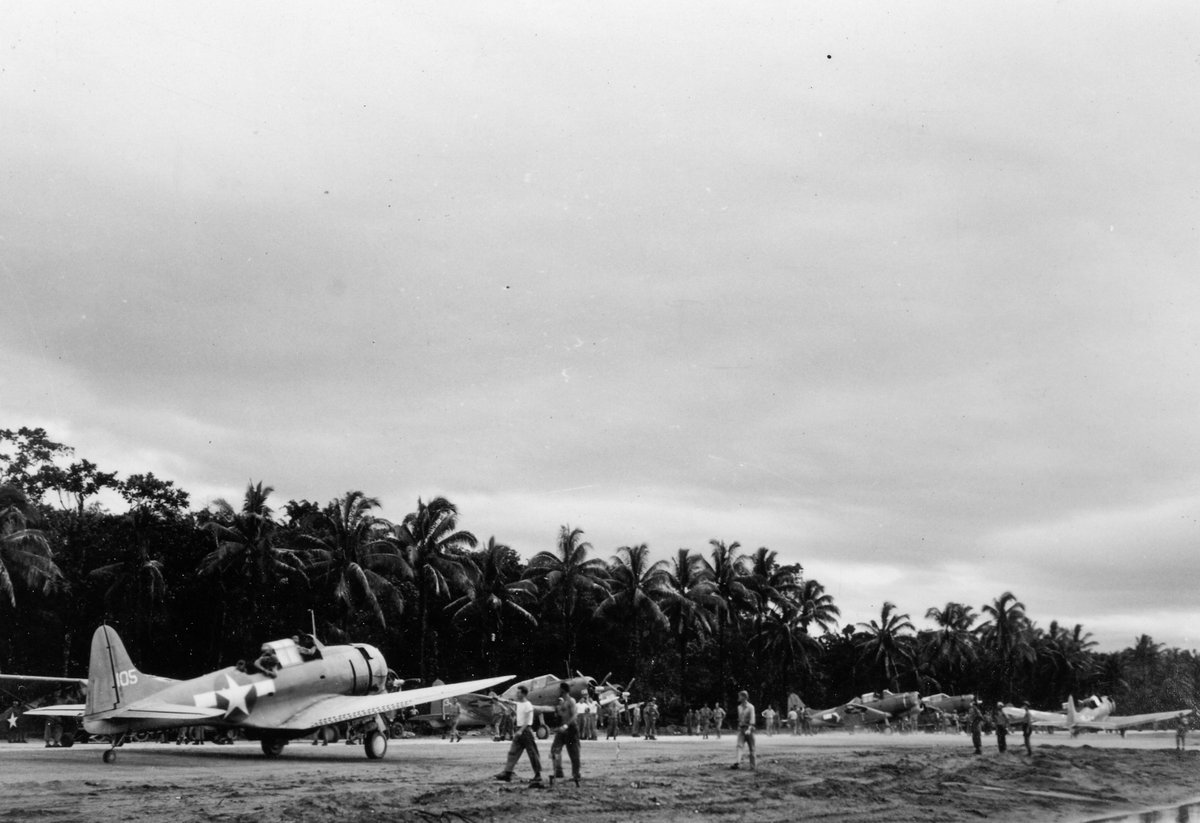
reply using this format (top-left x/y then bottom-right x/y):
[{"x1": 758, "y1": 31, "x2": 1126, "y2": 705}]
[
  {"x1": 24, "y1": 704, "x2": 86, "y2": 718},
  {"x1": 91, "y1": 702, "x2": 228, "y2": 722},
  {"x1": 279, "y1": 674, "x2": 514, "y2": 731},
  {"x1": 0, "y1": 675, "x2": 87, "y2": 686}
]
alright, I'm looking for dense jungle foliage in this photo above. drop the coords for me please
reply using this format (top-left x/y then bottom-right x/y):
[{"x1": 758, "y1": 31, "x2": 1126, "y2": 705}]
[{"x1": 2, "y1": 426, "x2": 1196, "y2": 719}]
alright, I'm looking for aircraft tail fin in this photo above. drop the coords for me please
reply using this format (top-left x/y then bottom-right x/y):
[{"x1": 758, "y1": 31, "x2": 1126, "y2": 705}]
[
  {"x1": 1066, "y1": 695, "x2": 1078, "y2": 727},
  {"x1": 85, "y1": 625, "x2": 157, "y2": 715}
]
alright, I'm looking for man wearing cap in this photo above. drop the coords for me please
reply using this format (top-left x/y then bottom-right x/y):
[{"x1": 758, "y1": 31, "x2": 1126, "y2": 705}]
[
  {"x1": 643, "y1": 698, "x2": 659, "y2": 740},
  {"x1": 967, "y1": 699, "x2": 984, "y2": 755},
  {"x1": 1022, "y1": 703, "x2": 1035, "y2": 755},
  {"x1": 992, "y1": 701, "x2": 1009, "y2": 753}
]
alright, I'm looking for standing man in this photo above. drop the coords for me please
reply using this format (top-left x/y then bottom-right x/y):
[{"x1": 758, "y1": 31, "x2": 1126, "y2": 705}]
[
  {"x1": 493, "y1": 685, "x2": 544, "y2": 788},
  {"x1": 730, "y1": 690, "x2": 756, "y2": 770},
  {"x1": 643, "y1": 698, "x2": 659, "y2": 740},
  {"x1": 1176, "y1": 714, "x2": 1189, "y2": 752},
  {"x1": 446, "y1": 697, "x2": 462, "y2": 743},
  {"x1": 762, "y1": 705, "x2": 776, "y2": 736},
  {"x1": 1022, "y1": 703, "x2": 1034, "y2": 755},
  {"x1": 549, "y1": 682, "x2": 581, "y2": 786},
  {"x1": 699, "y1": 704, "x2": 713, "y2": 740},
  {"x1": 606, "y1": 699, "x2": 621, "y2": 739},
  {"x1": 967, "y1": 699, "x2": 984, "y2": 755},
  {"x1": 581, "y1": 695, "x2": 597, "y2": 740},
  {"x1": 992, "y1": 702, "x2": 1009, "y2": 753},
  {"x1": 713, "y1": 702, "x2": 726, "y2": 740}
]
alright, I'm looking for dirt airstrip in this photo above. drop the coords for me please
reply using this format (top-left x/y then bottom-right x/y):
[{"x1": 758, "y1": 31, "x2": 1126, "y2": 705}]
[{"x1": 1, "y1": 730, "x2": 1197, "y2": 822}]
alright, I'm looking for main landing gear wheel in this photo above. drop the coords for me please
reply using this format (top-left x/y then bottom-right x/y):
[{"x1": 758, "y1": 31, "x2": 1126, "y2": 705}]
[
  {"x1": 364, "y1": 730, "x2": 388, "y2": 759},
  {"x1": 261, "y1": 738, "x2": 286, "y2": 758},
  {"x1": 102, "y1": 749, "x2": 116, "y2": 764}
]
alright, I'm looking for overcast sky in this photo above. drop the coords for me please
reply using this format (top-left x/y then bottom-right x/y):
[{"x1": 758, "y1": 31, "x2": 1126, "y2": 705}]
[{"x1": 3, "y1": 2, "x2": 1198, "y2": 652}]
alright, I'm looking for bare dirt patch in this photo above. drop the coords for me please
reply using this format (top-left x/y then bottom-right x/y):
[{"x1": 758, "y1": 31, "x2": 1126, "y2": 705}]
[{"x1": 2, "y1": 731, "x2": 1196, "y2": 822}]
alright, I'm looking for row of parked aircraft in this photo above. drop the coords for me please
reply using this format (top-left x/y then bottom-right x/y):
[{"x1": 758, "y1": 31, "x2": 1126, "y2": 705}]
[{"x1": 1, "y1": 625, "x2": 1191, "y2": 764}]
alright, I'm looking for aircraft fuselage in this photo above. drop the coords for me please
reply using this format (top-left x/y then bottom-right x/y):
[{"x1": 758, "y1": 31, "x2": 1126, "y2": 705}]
[{"x1": 85, "y1": 643, "x2": 387, "y2": 736}]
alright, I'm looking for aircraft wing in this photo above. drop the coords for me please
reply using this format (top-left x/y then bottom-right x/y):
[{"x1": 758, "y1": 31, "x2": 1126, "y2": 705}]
[
  {"x1": 1001, "y1": 707, "x2": 1068, "y2": 727},
  {"x1": 457, "y1": 692, "x2": 507, "y2": 715},
  {"x1": 1073, "y1": 708, "x2": 1193, "y2": 731},
  {"x1": 278, "y1": 675, "x2": 513, "y2": 731},
  {"x1": 841, "y1": 704, "x2": 892, "y2": 723},
  {"x1": 24, "y1": 704, "x2": 86, "y2": 718}
]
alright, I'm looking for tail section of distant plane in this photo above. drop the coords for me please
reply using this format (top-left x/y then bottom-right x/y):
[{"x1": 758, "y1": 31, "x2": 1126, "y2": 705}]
[
  {"x1": 1066, "y1": 695, "x2": 1078, "y2": 728},
  {"x1": 86, "y1": 625, "x2": 159, "y2": 715}
]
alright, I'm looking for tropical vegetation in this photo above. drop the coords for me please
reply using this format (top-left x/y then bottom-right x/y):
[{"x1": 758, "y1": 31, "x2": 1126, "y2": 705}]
[{"x1": 2, "y1": 426, "x2": 1197, "y2": 722}]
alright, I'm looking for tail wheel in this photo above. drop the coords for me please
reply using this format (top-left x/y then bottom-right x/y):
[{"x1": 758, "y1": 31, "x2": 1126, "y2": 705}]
[
  {"x1": 261, "y1": 738, "x2": 286, "y2": 758},
  {"x1": 364, "y1": 730, "x2": 388, "y2": 759},
  {"x1": 102, "y1": 749, "x2": 116, "y2": 764}
]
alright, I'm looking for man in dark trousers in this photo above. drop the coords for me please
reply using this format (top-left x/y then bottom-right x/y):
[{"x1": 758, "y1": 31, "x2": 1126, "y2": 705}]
[
  {"x1": 967, "y1": 699, "x2": 984, "y2": 755},
  {"x1": 549, "y1": 682, "x2": 581, "y2": 787},
  {"x1": 643, "y1": 698, "x2": 660, "y2": 740},
  {"x1": 992, "y1": 702, "x2": 1009, "y2": 753},
  {"x1": 1022, "y1": 703, "x2": 1034, "y2": 755},
  {"x1": 493, "y1": 685, "x2": 544, "y2": 788}
]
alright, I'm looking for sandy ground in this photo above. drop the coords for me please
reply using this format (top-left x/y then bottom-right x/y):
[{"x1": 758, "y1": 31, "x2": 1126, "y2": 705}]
[{"x1": 2, "y1": 730, "x2": 1197, "y2": 822}]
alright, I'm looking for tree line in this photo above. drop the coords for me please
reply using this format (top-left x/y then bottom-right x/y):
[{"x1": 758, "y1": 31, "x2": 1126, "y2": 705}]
[{"x1": 1, "y1": 426, "x2": 1196, "y2": 719}]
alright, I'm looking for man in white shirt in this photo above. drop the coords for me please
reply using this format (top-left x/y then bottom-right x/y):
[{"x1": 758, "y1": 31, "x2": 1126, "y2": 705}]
[
  {"x1": 493, "y1": 685, "x2": 544, "y2": 787},
  {"x1": 730, "y1": 690, "x2": 757, "y2": 771}
]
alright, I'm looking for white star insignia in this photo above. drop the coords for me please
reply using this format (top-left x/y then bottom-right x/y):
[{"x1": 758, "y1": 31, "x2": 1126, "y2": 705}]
[
  {"x1": 6, "y1": 714, "x2": 17, "y2": 729},
  {"x1": 215, "y1": 675, "x2": 255, "y2": 718}
]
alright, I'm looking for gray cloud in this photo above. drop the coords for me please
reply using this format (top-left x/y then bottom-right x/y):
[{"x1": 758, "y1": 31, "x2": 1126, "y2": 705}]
[{"x1": 3, "y1": 2, "x2": 1198, "y2": 651}]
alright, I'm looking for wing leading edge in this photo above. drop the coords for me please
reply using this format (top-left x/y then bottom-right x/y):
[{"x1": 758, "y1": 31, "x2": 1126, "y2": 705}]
[
  {"x1": 1073, "y1": 709, "x2": 1193, "y2": 731},
  {"x1": 280, "y1": 675, "x2": 514, "y2": 731}
]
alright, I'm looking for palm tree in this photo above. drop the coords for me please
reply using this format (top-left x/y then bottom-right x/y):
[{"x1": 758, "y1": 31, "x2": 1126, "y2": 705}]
[
  {"x1": 390, "y1": 497, "x2": 476, "y2": 682},
  {"x1": 594, "y1": 543, "x2": 670, "y2": 687},
  {"x1": 0, "y1": 484, "x2": 61, "y2": 609},
  {"x1": 656, "y1": 548, "x2": 721, "y2": 707},
  {"x1": 795, "y1": 578, "x2": 840, "y2": 635},
  {"x1": 759, "y1": 602, "x2": 823, "y2": 707},
  {"x1": 788, "y1": 578, "x2": 840, "y2": 695},
  {"x1": 89, "y1": 508, "x2": 167, "y2": 659},
  {"x1": 198, "y1": 481, "x2": 308, "y2": 650},
  {"x1": 524, "y1": 525, "x2": 609, "y2": 671},
  {"x1": 743, "y1": 547, "x2": 802, "y2": 693},
  {"x1": 1122, "y1": 634, "x2": 1164, "y2": 713},
  {"x1": 297, "y1": 490, "x2": 406, "y2": 633},
  {"x1": 856, "y1": 601, "x2": 916, "y2": 692},
  {"x1": 979, "y1": 591, "x2": 1034, "y2": 700},
  {"x1": 923, "y1": 601, "x2": 978, "y2": 695},
  {"x1": 447, "y1": 537, "x2": 538, "y2": 673},
  {"x1": 704, "y1": 539, "x2": 755, "y2": 704}
]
